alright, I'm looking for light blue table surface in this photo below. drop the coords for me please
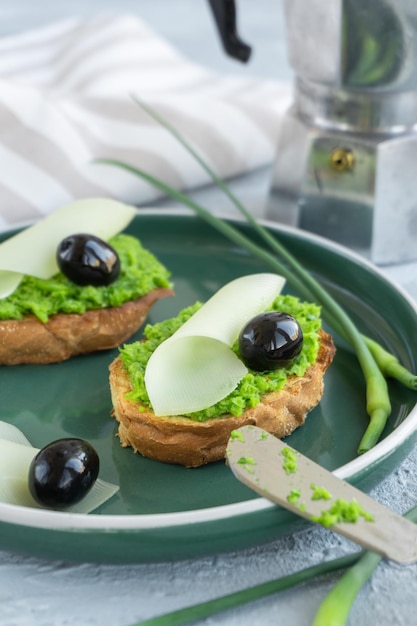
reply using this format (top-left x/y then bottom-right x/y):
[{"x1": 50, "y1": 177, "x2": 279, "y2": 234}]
[{"x1": 1, "y1": 2, "x2": 417, "y2": 625}]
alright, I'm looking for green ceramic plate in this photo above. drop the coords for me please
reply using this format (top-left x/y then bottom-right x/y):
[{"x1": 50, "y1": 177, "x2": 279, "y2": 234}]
[{"x1": 1, "y1": 209, "x2": 417, "y2": 564}]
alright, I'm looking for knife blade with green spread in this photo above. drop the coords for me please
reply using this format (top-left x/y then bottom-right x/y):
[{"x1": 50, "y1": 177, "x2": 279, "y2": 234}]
[{"x1": 227, "y1": 425, "x2": 417, "y2": 563}]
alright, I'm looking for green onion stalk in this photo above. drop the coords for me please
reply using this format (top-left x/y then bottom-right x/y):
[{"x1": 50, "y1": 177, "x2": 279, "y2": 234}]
[
  {"x1": 129, "y1": 502, "x2": 417, "y2": 626},
  {"x1": 133, "y1": 101, "x2": 417, "y2": 395},
  {"x1": 131, "y1": 553, "x2": 362, "y2": 626},
  {"x1": 98, "y1": 98, "x2": 417, "y2": 453},
  {"x1": 312, "y1": 502, "x2": 417, "y2": 625}
]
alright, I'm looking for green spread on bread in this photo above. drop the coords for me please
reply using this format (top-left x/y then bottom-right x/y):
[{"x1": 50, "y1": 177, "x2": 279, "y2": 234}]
[
  {"x1": 0, "y1": 234, "x2": 172, "y2": 323},
  {"x1": 119, "y1": 294, "x2": 322, "y2": 422}
]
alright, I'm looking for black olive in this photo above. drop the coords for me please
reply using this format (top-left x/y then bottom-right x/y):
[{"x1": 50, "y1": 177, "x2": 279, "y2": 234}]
[
  {"x1": 56, "y1": 233, "x2": 120, "y2": 286},
  {"x1": 238, "y1": 311, "x2": 303, "y2": 371},
  {"x1": 28, "y1": 438, "x2": 100, "y2": 508}
]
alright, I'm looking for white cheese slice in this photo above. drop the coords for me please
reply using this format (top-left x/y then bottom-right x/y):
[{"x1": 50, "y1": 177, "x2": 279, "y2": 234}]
[
  {"x1": 145, "y1": 273, "x2": 285, "y2": 416},
  {"x1": 0, "y1": 197, "x2": 137, "y2": 298}
]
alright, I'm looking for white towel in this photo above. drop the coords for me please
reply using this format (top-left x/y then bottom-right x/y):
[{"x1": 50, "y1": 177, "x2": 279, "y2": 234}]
[{"x1": 0, "y1": 14, "x2": 291, "y2": 229}]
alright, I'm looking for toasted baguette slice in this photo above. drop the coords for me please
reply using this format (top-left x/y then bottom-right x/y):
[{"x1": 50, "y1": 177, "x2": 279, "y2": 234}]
[
  {"x1": 109, "y1": 330, "x2": 336, "y2": 467},
  {"x1": 0, "y1": 288, "x2": 174, "y2": 365}
]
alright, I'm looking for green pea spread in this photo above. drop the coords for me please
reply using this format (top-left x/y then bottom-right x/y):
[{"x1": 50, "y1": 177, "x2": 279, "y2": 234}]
[
  {"x1": 311, "y1": 498, "x2": 374, "y2": 527},
  {"x1": 120, "y1": 294, "x2": 322, "y2": 422},
  {"x1": 281, "y1": 447, "x2": 298, "y2": 475},
  {"x1": 0, "y1": 234, "x2": 172, "y2": 323}
]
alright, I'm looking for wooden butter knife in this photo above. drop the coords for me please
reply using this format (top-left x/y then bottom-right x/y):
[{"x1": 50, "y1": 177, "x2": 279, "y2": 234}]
[{"x1": 227, "y1": 425, "x2": 417, "y2": 563}]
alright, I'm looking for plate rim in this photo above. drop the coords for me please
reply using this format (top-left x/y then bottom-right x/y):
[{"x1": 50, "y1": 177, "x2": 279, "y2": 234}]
[{"x1": 1, "y1": 207, "x2": 417, "y2": 532}]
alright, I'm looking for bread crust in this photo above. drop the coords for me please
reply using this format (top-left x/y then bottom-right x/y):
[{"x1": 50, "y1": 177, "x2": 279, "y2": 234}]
[
  {"x1": 0, "y1": 288, "x2": 174, "y2": 365},
  {"x1": 109, "y1": 330, "x2": 336, "y2": 467}
]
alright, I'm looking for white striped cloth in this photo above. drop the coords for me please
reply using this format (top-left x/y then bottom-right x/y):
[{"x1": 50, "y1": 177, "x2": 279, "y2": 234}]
[{"x1": 0, "y1": 14, "x2": 291, "y2": 229}]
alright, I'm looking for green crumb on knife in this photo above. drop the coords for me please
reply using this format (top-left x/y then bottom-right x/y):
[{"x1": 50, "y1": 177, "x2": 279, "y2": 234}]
[
  {"x1": 287, "y1": 489, "x2": 301, "y2": 505},
  {"x1": 237, "y1": 456, "x2": 256, "y2": 474},
  {"x1": 281, "y1": 447, "x2": 298, "y2": 475},
  {"x1": 237, "y1": 456, "x2": 256, "y2": 465},
  {"x1": 230, "y1": 430, "x2": 245, "y2": 442},
  {"x1": 311, "y1": 498, "x2": 375, "y2": 527},
  {"x1": 310, "y1": 484, "x2": 332, "y2": 501}
]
